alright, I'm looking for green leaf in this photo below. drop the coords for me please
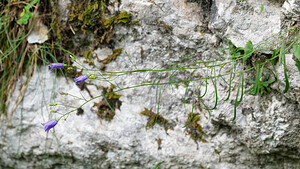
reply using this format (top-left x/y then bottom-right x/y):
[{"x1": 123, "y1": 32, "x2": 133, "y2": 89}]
[
  {"x1": 279, "y1": 42, "x2": 285, "y2": 65},
  {"x1": 23, "y1": 19, "x2": 28, "y2": 24},
  {"x1": 295, "y1": 60, "x2": 300, "y2": 73},
  {"x1": 118, "y1": 18, "x2": 131, "y2": 23},
  {"x1": 282, "y1": 52, "x2": 289, "y2": 93},
  {"x1": 25, "y1": 4, "x2": 32, "y2": 10},
  {"x1": 152, "y1": 161, "x2": 165, "y2": 169},
  {"x1": 117, "y1": 11, "x2": 132, "y2": 20},
  {"x1": 17, "y1": 19, "x2": 25, "y2": 25},
  {"x1": 20, "y1": 9, "x2": 26, "y2": 17},
  {"x1": 104, "y1": 16, "x2": 116, "y2": 27},
  {"x1": 29, "y1": 0, "x2": 40, "y2": 6},
  {"x1": 271, "y1": 48, "x2": 280, "y2": 65},
  {"x1": 27, "y1": 12, "x2": 33, "y2": 19},
  {"x1": 248, "y1": 64, "x2": 264, "y2": 96},
  {"x1": 85, "y1": 51, "x2": 92, "y2": 59},
  {"x1": 259, "y1": 4, "x2": 264, "y2": 14},
  {"x1": 117, "y1": 11, "x2": 132, "y2": 24},
  {"x1": 23, "y1": 14, "x2": 30, "y2": 20},
  {"x1": 243, "y1": 40, "x2": 253, "y2": 61},
  {"x1": 293, "y1": 42, "x2": 300, "y2": 60},
  {"x1": 31, "y1": 0, "x2": 40, "y2": 5}
]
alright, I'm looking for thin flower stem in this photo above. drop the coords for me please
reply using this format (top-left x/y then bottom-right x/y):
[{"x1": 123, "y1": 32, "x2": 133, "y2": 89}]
[{"x1": 57, "y1": 66, "x2": 255, "y2": 121}]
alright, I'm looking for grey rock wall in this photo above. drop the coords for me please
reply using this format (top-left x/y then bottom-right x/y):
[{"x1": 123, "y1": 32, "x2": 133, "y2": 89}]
[{"x1": 1, "y1": 0, "x2": 299, "y2": 169}]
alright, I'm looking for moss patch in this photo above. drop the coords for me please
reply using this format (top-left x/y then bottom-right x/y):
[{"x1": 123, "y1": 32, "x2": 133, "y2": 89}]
[
  {"x1": 68, "y1": 1, "x2": 135, "y2": 46},
  {"x1": 101, "y1": 48, "x2": 123, "y2": 64},
  {"x1": 140, "y1": 108, "x2": 175, "y2": 133},
  {"x1": 185, "y1": 112, "x2": 208, "y2": 143},
  {"x1": 92, "y1": 85, "x2": 122, "y2": 121}
]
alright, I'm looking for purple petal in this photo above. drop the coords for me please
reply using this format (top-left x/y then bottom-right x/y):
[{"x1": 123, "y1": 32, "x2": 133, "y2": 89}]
[
  {"x1": 49, "y1": 63, "x2": 64, "y2": 72},
  {"x1": 74, "y1": 75, "x2": 89, "y2": 84},
  {"x1": 41, "y1": 119, "x2": 57, "y2": 132}
]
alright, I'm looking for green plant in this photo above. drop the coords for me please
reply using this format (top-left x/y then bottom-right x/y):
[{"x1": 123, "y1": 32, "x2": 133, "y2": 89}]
[
  {"x1": 0, "y1": 1, "x2": 36, "y2": 116},
  {"x1": 248, "y1": 67, "x2": 276, "y2": 95},
  {"x1": 17, "y1": 0, "x2": 40, "y2": 25},
  {"x1": 259, "y1": 4, "x2": 264, "y2": 14},
  {"x1": 1, "y1": 0, "x2": 299, "y2": 154},
  {"x1": 293, "y1": 42, "x2": 300, "y2": 72},
  {"x1": 152, "y1": 161, "x2": 165, "y2": 169}
]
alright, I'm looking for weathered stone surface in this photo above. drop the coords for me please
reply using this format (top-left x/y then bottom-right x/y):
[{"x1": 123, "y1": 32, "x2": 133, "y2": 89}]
[
  {"x1": 1, "y1": 0, "x2": 300, "y2": 169},
  {"x1": 209, "y1": 0, "x2": 282, "y2": 52},
  {"x1": 27, "y1": 20, "x2": 49, "y2": 44},
  {"x1": 58, "y1": 0, "x2": 71, "y2": 23},
  {"x1": 282, "y1": 0, "x2": 300, "y2": 20}
]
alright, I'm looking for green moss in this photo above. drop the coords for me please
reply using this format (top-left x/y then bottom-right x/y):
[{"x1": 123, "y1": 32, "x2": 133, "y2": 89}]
[
  {"x1": 48, "y1": 0, "x2": 66, "y2": 42},
  {"x1": 68, "y1": 1, "x2": 136, "y2": 45},
  {"x1": 185, "y1": 113, "x2": 208, "y2": 143}
]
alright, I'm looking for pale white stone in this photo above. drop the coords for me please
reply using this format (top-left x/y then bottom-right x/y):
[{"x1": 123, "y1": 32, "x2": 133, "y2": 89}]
[{"x1": 27, "y1": 20, "x2": 49, "y2": 44}]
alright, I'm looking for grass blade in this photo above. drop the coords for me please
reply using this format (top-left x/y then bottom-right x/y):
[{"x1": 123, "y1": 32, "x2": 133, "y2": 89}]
[{"x1": 282, "y1": 51, "x2": 289, "y2": 93}]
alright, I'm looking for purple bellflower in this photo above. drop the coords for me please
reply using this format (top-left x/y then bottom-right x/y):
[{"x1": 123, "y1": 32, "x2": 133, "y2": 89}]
[
  {"x1": 41, "y1": 119, "x2": 57, "y2": 132},
  {"x1": 74, "y1": 75, "x2": 89, "y2": 84},
  {"x1": 49, "y1": 63, "x2": 64, "y2": 71}
]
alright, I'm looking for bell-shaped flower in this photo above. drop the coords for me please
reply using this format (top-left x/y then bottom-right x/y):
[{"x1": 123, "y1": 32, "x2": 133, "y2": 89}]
[
  {"x1": 74, "y1": 75, "x2": 89, "y2": 84},
  {"x1": 41, "y1": 119, "x2": 57, "y2": 132},
  {"x1": 49, "y1": 63, "x2": 64, "y2": 71}
]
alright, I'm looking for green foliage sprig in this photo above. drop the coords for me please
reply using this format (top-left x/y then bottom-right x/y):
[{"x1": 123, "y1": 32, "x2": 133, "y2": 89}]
[
  {"x1": 17, "y1": 0, "x2": 40, "y2": 25},
  {"x1": 293, "y1": 42, "x2": 300, "y2": 72},
  {"x1": 152, "y1": 161, "x2": 165, "y2": 169},
  {"x1": 248, "y1": 66, "x2": 276, "y2": 95}
]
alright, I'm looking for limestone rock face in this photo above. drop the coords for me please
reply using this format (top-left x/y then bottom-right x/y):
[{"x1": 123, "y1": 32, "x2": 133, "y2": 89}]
[
  {"x1": 1, "y1": 0, "x2": 300, "y2": 169},
  {"x1": 209, "y1": 0, "x2": 282, "y2": 53},
  {"x1": 282, "y1": 0, "x2": 300, "y2": 20},
  {"x1": 27, "y1": 20, "x2": 49, "y2": 44}
]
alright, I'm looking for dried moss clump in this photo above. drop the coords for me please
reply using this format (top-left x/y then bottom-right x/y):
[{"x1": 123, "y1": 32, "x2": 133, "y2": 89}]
[
  {"x1": 101, "y1": 48, "x2": 123, "y2": 64},
  {"x1": 153, "y1": 19, "x2": 173, "y2": 34},
  {"x1": 140, "y1": 108, "x2": 175, "y2": 132},
  {"x1": 185, "y1": 112, "x2": 207, "y2": 143},
  {"x1": 92, "y1": 85, "x2": 122, "y2": 121}
]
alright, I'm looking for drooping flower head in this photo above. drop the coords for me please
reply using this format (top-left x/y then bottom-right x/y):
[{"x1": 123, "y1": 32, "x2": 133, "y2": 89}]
[
  {"x1": 41, "y1": 119, "x2": 57, "y2": 132},
  {"x1": 74, "y1": 75, "x2": 89, "y2": 84},
  {"x1": 49, "y1": 63, "x2": 64, "y2": 71}
]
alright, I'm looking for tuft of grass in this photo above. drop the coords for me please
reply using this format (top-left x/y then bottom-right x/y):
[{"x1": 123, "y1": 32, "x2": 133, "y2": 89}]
[{"x1": 0, "y1": 1, "x2": 39, "y2": 117}]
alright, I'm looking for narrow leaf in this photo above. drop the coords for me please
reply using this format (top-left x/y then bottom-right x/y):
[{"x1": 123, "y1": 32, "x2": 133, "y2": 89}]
[
  {"x1": 282, "y1": 52, "x2": 289, "y2": 93},
  {"x1": 295, "y1": 60, "x2": 300, "y2": 73},
  {"x1": 243, "y1": 40, "x2": 253, "y2": 61},
  {"x1": 152, "y1": 161, "x2": 165, "y2": 169},
  {"x1": 279, "y1": 42, "x2": 285, "y2": 65},
  {"x1": 293, "y1": 42, "x2": 300, "y2": 60}
]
